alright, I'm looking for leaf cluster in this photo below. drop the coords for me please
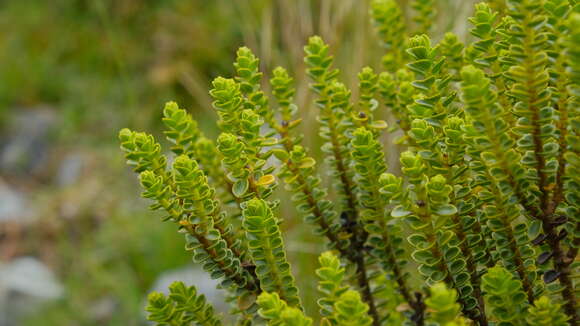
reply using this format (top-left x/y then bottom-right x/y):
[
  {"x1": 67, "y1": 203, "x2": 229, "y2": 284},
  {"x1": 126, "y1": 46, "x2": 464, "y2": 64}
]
[{"x1": 119, "y1": 1, "x2": 579, "y2": 325}]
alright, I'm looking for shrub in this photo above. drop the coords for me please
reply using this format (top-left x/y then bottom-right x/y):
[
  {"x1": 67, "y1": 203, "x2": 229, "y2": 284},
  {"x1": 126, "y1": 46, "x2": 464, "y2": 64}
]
[{"x1": 119, "y1": 0, "x2": 579, "y2": 325}]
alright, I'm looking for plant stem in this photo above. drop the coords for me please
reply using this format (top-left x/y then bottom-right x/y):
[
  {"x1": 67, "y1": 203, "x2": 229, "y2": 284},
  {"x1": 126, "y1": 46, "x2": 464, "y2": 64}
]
[
  {"x1": 353, "y1": 252, "x2": 381, "y2": 326},
  {"x1": 278, "y1": 124, "x2": 381, "y2": 324},
  {"x1": 185, "y1": 224, "x2": 258, "y2": 293},
  {"x1": 322, "y1": 105, "x2": 382, "y2": 324},
  {"x1": 450, "y1": 214, "x2": 488, "y2": 326},
  {"x1": 541, "y1": 215, "x2": 578, "y2": 326}
]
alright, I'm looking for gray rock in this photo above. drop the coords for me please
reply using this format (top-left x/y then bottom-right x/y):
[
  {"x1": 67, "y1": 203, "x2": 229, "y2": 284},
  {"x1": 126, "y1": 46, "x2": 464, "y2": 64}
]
[
  {"x1": 0, "y1": 257, "x2": 63, "y2": 326},
  {"x1": 90, "y1": 296, "x2": 119, "y2": 322},
  {"x1": 0, "y1": 182, "x2": 29, "y2": 222},
  {"x1": 56, "y1": 152, "x2": 84, "y2": 186},
  {"x1": 0, "y1": 108, "x2": 56, "y2": 175}
]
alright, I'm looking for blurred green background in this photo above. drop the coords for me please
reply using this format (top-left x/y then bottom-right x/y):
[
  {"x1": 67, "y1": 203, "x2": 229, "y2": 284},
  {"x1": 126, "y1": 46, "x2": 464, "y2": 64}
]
[{"x1": 0, "y1": 0, "x2": 476, "y2": 325}]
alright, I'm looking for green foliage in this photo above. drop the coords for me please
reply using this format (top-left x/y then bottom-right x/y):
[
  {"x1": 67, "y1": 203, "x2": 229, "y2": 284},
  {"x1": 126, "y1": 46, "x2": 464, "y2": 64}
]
[
  {"x1": 216, "y1": 117, "x2": 276, "y2": 202},
  {"x1": 411, "y1": 0, "x2": 436, "y2": 35},
  {"x1": 161, "y1": 104, "x2": 232, "y2": 203},
  {"x1": 270, "y1": 67, "x2": 297, "y2": 125},
  {"x1": 424, "y1": 283, "x2": 464, "y2": 325},
  {"x1": 504, "y1": 0, "x2": 557, "y2": 212},
  {"x1": 304, "y1": 36, "x2": 339, "y2": 95},
  {"x1": 351, "y1": 127, "x2": 414, "y2": 311},
  {"x1": 119, "y1": 2, "x2": 580, "y2": 325},
  {"x1": 332, "y1": 290, "x2": 373, "y2": 326},
  {"x1": 257, "y1": 292, "x2": 312, "y2": 326},
  {"x1": 172, "y1": 155, "x2": 244, "y2": 259},
  {"x1": 482, "y1": 265, "x2": 528, "y2": 325},
  {"x1": 120, "y1": 125, "x2": 260, "y2": 315},
  {"x1": 304, "y1": 36, "x2": 359, "y2": 238},
  {"x1": 270, "y1": 65, "x2": 345, "y2": 257},
  {"x1": 234, "y1": 47, "x2": 270, "y2": 121},
  {"x1": 370, "y1": 0, "x2": 407, "y2": 71},
  {"x1": 461, "y1": 65, "x2": 539, "y2": 301},
  {"x1": 394, "y1": 157, "x2": 483, "y2": 320},
  {"x1": 315, "y1": 251, "x2": 348, "y2": 320},
  {"x1": 527, "y1": 296, "x2": 569, "y2": 326},
  {"x1": 210, "y1": 77, "x2": 245, "y2": 134},
  {"x1": 137, "y1": 156, "x2": 257, "y2": 295},
  {"x1": 439, "y1": 33, "x2": 464, "y2": 80},
  {"x1": 243, "y1": 198, "x2": 302, "y2": 308},
  {"x1": 377, "y1": 69, "x2": 415, "y2": 135},
  {"x1": 406, "y1": 34, "x2": 457, "y2": 124},
  {"x1": 119, "y1": 128, "x2": 167, "y2": 174},
  {"x1": 467, "y1": 2, "x2": 514, "y2": 122},
  {"x1": 209, "y1": 62, "x2": 279, "y2": 207},
  {"x1": 303, "y1": 82, "x2": 383, "y2": 320},
  {"x1": 564, "y1": 15, "x2": 580, "y2": 285},
  {"x1": 162, "y1": 101, "x2": 202, "y2": 158},
  {"x1": 468, "y1": 3, "x2": 502, "y2": 71},
  {"x1": 146, "y1": 281, "x2": 222, "y2": 326},
  {"x1": 276, "y1": 144, "x2": 341, "y2": 250},
  {"x1": 357, "y1": 67, "x2": 380, "y2": 121}
]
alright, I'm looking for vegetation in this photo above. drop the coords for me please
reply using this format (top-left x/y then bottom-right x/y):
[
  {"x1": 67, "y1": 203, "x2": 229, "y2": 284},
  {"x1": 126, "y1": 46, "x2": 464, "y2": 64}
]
[{"x1": 120, "y1": 0, "x2": 579, "y2": 325}]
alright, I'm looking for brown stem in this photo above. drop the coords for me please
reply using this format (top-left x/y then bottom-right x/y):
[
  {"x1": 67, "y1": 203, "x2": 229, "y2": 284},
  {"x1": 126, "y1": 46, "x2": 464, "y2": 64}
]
[
  {"x1": 386, "y1": 242, "x2": 424, "y2": 326},
  {"x1": 451, "y1": 214, "x2": 488, "y2": 326},
  {"x1": 186, "y1": 192, "x2": 248, "y2": 270},
  {"x1": 427, "y1": 233, "x2": 456, "y2": 287},
  {"x1": 375, "y1": 213, "x2": 421, "y2": 323},
  {"x1": 278, "y1": 125, "x2": 381, "y2": 324},
  {"x1": 552, "y1": 103, "x2": 568, "y2": 209},
  {"x1": 505, "y1": 224, "x2": 535, "y2": 303},
  {"x1": 370, "y1": 182, "x2": 420, "y2": 322},
  {"x1": 516, "y1": 14, "x2": 577, "y2": 318},
  {"x1": 469, "y1": 212, "x2": 496, "y2": 269},
  {"x1": 321, "y1": 105, "x2": 384, "y2": 323},
  {"x1": 185, "y1": 224, "x2": 258, "y2": 293},
  {"x1": 482, "y1": 168, "x2": 536, "y2": 302},
  {"x1": 526, "y1": 104, "x2": 578, "y2": 321},
  {"x1": 283, "y1": 154, "x2": 345, "y2": 251},
  {"x1": 421, "y1": 217, "x2": 469, "y2": 322},
  {"x1": 212, "y1": 220, "x2": 243, "y2": 258},
  {"x1": 279, "y1": 125, "x2": 352, "y2": 256},
  {"x1": 328, "y1": 125, "x2": 359, "y2": 225},
  {"x1": 354, "y1": 253, "x2": 381, "y2": 326},
  {"x1": 542, "y1": 218, "x2": 578, "y2": 326},
  {"x1": 540, "y1": 95, "x2": 578, "y2": 325}
]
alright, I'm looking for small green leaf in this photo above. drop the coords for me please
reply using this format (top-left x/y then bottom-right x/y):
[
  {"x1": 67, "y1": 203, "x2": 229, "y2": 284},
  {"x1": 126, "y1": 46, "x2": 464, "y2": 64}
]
[
  {"x1": 528, "y1": 220, "x2": 542, "y2": 239},
  {"x1": 261, "y1": 137, "x2": 278, "y2": 146},
  {"x1": 233, "y1": 179, "x2": 249, "y2": 198},
  {"x1": 271, "y1": 149, "x2": 289, "y2": 161},
  {"x1": 392, "y1": 205, "x2": 411, "y2": 218},
  {"x1": 437, "y1": 231, "x2": 454, "y2": 246},
  {"x1": 369, "y1": 120, "x2": 388, "y2": 129},
  {"x1": 238, "y1": 292, "x2": 257, "y2": 311},
  {"x1": 256, "y1": 175, "x2": 276, "y2": 186},
  {"x1": 408, "y1": 234, "x2": 429, "y2": 248},
  {"x1": 435, "y1": 204, "x2": 457, "y2": 216},
  {"x1": 288, "y1": 118, "x2": 302, "y2": 129},
  {"x1": 299, "y1": 157, "x2": 316, "y2": 169}
]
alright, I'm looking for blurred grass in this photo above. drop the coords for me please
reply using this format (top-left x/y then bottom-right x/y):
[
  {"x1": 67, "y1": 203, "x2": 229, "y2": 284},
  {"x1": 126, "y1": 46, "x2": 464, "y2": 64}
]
[{"x1": 0, "y1": 0, "x2": 476, "y2": 324}]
